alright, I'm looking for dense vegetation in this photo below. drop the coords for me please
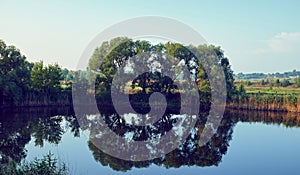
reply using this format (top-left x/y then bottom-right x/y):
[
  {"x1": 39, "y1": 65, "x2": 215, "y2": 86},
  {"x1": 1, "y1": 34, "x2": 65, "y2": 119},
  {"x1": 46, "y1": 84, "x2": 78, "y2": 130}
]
[
  {"x1": 0, "y1": 37, "x2": 235, "y2": 109},
  {"x1": 1, "y1": 153, "x2": 68, "y2": 175},
  {"x1": 88, "y1": 37, "x2": 236, "y2": 109},
  {"x1": 236, "y1": 78, "x2": 300, "y2": 94},
  {"x1": 1, "y1": 38, "x2": 299, "y2": 112},
  {"x1": 232, "y1": 78, "x2": 300, "y2": 112},
  {"x1": 0, "y1": 40, "x2": 72, "y2": 106}
]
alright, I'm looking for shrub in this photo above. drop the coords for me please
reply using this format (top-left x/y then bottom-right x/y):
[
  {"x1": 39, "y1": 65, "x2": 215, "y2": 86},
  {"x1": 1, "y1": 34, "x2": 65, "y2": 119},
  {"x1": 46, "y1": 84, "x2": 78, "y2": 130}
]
[
  {"x1": 281, "y1": 79, "x2": 291, "y2": 87},
  {"x1": 0, "y1": 153, "x2": 68, "y2": 175}
]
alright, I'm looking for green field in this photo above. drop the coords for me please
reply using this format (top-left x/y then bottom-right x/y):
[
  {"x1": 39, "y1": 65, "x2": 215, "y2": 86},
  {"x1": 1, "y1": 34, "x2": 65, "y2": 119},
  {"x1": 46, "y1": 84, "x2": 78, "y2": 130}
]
[
  {"x1": 235, "y1": 78, "x2": 300, "y2": 95},
  {"x1": 245, "y1": 87, "x2": 300, "y2": 95}
]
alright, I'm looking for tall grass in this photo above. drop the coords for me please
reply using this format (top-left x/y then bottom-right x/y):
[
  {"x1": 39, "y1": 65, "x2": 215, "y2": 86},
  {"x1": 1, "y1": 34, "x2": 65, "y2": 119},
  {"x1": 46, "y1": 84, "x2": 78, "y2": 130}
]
[{"x1": 228, "y1": 93, "x2": 300, "y2": 112}]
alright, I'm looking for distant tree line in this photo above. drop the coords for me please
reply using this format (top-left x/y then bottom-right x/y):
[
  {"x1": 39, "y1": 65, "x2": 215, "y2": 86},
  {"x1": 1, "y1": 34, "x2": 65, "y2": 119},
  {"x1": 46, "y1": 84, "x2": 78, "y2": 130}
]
[
  {"x1": 238, "y1": 78, "x2": 300, "y2": 88},
  {"x1": 236, "y1": 70, "x2": 300, "y2": 80}
]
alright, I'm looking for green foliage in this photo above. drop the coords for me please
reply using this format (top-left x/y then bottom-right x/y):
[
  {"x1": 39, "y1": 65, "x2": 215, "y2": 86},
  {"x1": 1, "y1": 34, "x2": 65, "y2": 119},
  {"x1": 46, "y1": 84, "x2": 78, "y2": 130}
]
[
  {"x1": 88, "y1": 38, "x2": 236, "y2": 102},
  {"x1": 246, "y1": 81, "x2": 252, "y2": 86},
  {"x1": 296, "y1": 78, "x2": 300, "y2": 88},
  {"x1": 281, "y1": 79, "x2": 291, "y2": 87},
  {"x1": 72, "y1": 70, "x2": 89, "y2": 94},
  {"x1": 88, "y1": 37, "x2": 130, "y2": 72},
  {"x1": 0, "y1": 39, "x2": 73, "y2": 106},
  {"x1": 237, "y1": 84, "x2": 247, "y2": 101},
  {"x1": 0, "y1": 153, "x2": 68, "y2": 175},
  {"x1": 31, "y1": 61, "x2": 63, "y2": 93},
  {"x1": 260, "y1": 79, "x2": 266, "y2": 86},
  {"x1": 286, "y1": 94, "x2": 297, "y2": 106},
  {"x1": 61, "y1": 68, "x2": 73, "y2": 81},
  {"x1": 275, "y1": 79, "x2": 280, "y2": 87},
  {"x1": 238, "y1": 84, "x2": 246, "y2": 94},
  {"x1": 0, "y1": 40, "x2": 33, "y2": 103}
]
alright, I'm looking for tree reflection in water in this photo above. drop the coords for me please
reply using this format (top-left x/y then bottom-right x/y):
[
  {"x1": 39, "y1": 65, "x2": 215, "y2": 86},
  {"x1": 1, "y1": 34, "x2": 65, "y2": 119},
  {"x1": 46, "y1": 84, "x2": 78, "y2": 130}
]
[
  {"x1": 0, "y1": 107, "x2": 77, "y2": 165},
  {"x1": 86, "y1": 108, "x2": 235, "y2": 172},
  {"x1": 76, "y1": 106, "x2": 300, "y2": 171},
  {"x1": 1, "y1": 107, "x2": 300, "y2": 171}
]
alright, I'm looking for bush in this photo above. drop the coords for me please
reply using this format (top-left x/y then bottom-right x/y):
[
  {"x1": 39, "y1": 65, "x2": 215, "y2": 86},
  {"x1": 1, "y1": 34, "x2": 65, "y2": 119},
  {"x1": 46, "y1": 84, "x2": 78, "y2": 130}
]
[
  {"x1": 260, "y1": 79, "x2": 267, "y2": 86},
  {"x1": 246, "y1": 81, "x2": 252, "y2": 86},
  {"x1": 0, "y1": 153, "x2": 68, "y2": 175},
  {"x1": 281, "y1": 79, "x2": 291, "y2": 87},
  {"x1": 275, "y1": 79, "x2": 280, "y2": 87}
]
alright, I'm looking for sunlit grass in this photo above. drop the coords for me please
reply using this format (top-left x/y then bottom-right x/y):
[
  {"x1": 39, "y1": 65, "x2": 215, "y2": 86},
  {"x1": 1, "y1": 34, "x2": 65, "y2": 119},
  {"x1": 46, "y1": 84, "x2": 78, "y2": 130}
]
[{"x1": 245, "y1": 87, "x2": 300, "y2": 95}]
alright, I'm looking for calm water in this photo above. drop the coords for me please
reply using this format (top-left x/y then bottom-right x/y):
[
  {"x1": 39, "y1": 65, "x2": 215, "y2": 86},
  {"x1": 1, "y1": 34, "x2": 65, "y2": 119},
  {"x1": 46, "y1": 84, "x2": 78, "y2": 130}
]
[{"x1": 1, "y1": 107, "x2": 300, "y2": 175}]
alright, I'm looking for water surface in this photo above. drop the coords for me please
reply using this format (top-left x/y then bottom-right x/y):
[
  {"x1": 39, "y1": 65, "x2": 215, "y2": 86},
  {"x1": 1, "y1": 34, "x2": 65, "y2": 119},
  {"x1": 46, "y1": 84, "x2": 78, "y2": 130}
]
[{"x1": 1, "y1": 107, "x2": 299, "y2": 175}]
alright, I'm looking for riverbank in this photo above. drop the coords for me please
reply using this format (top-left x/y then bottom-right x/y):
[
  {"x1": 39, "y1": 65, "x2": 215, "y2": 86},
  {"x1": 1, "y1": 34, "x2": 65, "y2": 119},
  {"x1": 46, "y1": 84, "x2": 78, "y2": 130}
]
[
  {"x1": 2, "y1": 91, "x2": 300, "y2": 113},
  {"x1": 227, "y1": 93, "x2": 300, "y2": 113}
]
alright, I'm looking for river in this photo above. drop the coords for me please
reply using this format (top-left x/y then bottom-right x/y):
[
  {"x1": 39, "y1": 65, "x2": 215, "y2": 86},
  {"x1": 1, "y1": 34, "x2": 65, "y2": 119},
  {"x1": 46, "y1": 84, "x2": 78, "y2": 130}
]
[{"x1": 1, "y1": 107, "x2": 299, "y2": 175}]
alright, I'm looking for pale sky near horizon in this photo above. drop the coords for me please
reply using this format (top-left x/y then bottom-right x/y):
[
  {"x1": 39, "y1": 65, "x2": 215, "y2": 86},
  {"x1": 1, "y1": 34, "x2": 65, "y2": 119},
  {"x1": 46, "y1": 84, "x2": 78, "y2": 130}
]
[{"x1": 1, "y1": 0, "x2": 299, "y2": 73}]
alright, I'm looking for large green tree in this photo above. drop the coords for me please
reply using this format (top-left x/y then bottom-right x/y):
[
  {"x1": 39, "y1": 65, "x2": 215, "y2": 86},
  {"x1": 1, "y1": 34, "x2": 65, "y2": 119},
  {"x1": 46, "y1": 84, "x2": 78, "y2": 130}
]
[
  {"x1": 0, "y1": 40, "x2": 32, "y2": 103},
  {"x1": 88, "y1": 38, "x2": 236, "y2": 101}
]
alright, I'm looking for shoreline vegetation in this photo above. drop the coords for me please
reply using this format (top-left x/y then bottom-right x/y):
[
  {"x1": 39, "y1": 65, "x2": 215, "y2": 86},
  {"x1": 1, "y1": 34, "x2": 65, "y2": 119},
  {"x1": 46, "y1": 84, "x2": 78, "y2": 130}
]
[
  {"x1": 228, "y1": 93, "x2": 300, "y2": 113},
  {"x1": 231, "y1": 78, "x2": 300, "y2": 113},
  {"x1": 1, "y1": 38, "x2": 299, "y2": 112},
  {"x1": 0, "y1": 152, "x2": 68, "y2": 175}
]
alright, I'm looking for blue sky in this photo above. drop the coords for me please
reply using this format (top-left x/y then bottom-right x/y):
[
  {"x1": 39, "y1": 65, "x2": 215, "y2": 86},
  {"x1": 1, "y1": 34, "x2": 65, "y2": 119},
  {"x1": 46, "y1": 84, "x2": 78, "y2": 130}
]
[{"x1": 1, "y1": 0, "x2": 299, "y2": 73}]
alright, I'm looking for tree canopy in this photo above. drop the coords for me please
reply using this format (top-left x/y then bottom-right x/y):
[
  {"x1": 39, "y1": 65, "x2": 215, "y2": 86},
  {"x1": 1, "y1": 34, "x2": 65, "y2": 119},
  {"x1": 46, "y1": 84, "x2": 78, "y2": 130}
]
[
  {"x1": 0, "y1": 40, "x2": 67, "y2": 105},
  {"x1": 88, "y1": 37, "x2": 236, "y2": 101},
  {"x1": 30, "y1": 61, "x2": 63, "y2": 93},
  {"x1": 0, "y1": 40, "x2": 33, "y2": 103}
]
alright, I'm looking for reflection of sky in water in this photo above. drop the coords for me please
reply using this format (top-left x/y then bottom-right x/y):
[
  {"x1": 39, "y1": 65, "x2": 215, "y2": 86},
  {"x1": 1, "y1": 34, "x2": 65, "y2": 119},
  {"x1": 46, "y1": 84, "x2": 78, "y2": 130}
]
[
  {"x1": 122, "y1": 113, "x2": 143, "y2": 125},
  {"x1": 24, "y1": 119, "x2": 300, "y2": 175}
]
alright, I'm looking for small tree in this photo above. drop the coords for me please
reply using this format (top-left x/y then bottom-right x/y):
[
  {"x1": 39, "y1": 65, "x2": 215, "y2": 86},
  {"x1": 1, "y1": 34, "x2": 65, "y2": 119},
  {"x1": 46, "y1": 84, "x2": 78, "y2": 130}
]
[
  {"x1": 281, "y1": 79, "x2": 290, "y2": 87},
  {"x1": 31, "y1": 61, "x2": 62, "y2": 93},
  {"x1": 275, "y1": 79, "x2": 280, "y2": 87},
  {"x1": 246, "y1": 81, "x2": 252, "y2": 86},
  {"x1": 238, "y1": 84, "x2": 246, "y2": 94}
]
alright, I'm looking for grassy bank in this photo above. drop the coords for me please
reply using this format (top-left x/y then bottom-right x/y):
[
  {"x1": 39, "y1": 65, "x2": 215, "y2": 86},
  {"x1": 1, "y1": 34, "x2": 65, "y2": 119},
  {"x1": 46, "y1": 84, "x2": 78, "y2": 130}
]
[
  {"x1": 230, "y1": 79, "x2": 300, "y2": 112},
  {"x1": 228, "y1": 93, "x2": 300, "y2": 112}
]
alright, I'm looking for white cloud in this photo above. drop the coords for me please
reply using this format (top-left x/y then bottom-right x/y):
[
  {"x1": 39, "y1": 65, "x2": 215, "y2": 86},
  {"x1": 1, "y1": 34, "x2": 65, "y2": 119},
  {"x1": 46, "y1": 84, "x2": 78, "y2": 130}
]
[{"x1": 256, "y1": 32, "x2": 300, "y2": 54}]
